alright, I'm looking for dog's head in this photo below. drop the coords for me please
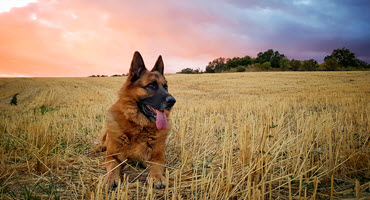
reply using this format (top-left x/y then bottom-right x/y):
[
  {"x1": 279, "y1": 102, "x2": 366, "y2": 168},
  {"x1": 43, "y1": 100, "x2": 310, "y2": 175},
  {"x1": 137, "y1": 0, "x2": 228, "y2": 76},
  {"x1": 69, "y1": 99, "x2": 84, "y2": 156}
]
[{"x1": 122, "y1": 51, "x2": 176, "y2": 130}]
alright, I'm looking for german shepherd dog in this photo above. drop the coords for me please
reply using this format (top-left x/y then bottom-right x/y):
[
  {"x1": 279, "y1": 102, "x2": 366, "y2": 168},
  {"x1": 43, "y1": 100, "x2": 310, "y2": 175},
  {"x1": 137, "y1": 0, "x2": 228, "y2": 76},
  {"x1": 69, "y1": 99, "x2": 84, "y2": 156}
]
[{"x1": 99, "y1": 51, "x2": 176, "y2": 189}]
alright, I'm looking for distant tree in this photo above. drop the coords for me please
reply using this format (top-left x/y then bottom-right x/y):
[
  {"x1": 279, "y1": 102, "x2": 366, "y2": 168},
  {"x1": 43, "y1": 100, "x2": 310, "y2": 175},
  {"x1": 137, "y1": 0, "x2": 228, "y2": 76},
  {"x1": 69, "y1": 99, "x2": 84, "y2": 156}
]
[
  {"x1": 322, "y1": 58, "x2": 340, "y2": 71},
  {"x1": 240, "y1": 56, "x2": 253, "y2": 66},
  {"x1": 179, "y1": 68, "x2": 194, "y2": 74},
  {"x1": 279, "y1": 58, "x2": 290, "y2": 71},
  {"x1": 251, "y1": 57, "x2": 257, "y2": 64},
  {"x1": 356, "y1": 59, "x2": 369, "y2": 68},
  {"x1": 255, "y1": 49, "x2": 286, "y2": 68},
  {"x1": 271, "y1": 51, "x2": 286, "y2": 68},
  {"x1": 226, "y1": 57, "x2": 239, "y2": 69},
  {"x1": 205, "y1": 57, "x2": 226, "y2": 73},
  {"x1": 179, "y1": 68, "x2": 193, "y2": 74},
  {"x1": 302, "y1": 59, "x2": 319, "y2": 71},
  {"x1": 324, "y1": 47, "x2": 359, "y2": 68},
  {"x1": 226, "y1": 56, "x2": 252, "y2": 69},
  {"x1": 290, "y1": 59, "x2": 302, "y2": 71},
  {"x1": 194, "y1": 67, "x2": 203, "y2": 73},
  {"x1": 255, "y1": 49, "x2": 274, "y2": 64},
  {"x1": 177, "y1": 67, "x2": 203, "y2": 74}
]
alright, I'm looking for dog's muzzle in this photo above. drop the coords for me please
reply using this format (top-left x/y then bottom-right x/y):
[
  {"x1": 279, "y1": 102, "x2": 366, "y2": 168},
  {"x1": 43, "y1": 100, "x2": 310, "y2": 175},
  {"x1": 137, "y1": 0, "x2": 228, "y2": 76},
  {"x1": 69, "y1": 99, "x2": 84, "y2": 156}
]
[{"x1": 165, "y1": 96, "x2": 176, "y2": 110}]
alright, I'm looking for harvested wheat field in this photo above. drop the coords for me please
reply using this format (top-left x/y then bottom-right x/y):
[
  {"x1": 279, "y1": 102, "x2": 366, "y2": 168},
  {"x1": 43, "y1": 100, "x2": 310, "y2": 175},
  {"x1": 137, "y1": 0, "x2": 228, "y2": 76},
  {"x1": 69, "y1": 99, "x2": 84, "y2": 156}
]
[{"x1": 0, "y1": 71, "x2": 369, "y2": 199}]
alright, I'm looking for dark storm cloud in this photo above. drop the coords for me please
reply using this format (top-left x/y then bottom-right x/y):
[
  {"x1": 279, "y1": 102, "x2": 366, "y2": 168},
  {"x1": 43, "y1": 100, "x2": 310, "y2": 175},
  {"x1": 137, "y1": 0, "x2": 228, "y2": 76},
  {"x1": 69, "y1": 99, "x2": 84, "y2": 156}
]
[{"x1": 222, "y1": 0, "x2": 370, "y2": 62}]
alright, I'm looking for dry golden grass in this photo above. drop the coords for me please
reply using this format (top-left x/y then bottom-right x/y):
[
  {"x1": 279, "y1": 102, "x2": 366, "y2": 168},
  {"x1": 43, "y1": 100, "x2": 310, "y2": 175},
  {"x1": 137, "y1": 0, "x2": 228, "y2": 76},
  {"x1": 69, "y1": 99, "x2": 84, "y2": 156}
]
[{"x1": 0, "y1": 71, "x2": 369, "y2": 199}]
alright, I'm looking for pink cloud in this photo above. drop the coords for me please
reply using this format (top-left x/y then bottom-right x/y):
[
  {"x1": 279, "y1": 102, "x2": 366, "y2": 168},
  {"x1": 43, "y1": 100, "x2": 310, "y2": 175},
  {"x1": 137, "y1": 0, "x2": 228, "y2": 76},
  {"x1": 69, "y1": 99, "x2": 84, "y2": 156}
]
[{"x1": 0, "y1": 0, "x2": 246, "y2": 77}]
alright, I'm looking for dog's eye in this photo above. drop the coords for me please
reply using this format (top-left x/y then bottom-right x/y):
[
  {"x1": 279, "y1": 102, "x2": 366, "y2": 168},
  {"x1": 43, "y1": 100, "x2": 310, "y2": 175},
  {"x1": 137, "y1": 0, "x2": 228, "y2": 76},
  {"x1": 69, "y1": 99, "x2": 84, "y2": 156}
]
[
  {"x1": 163, "y1": 84, "x2": 168, "y2": 91},
  {"x1": 146, "y1": 82, "x2": 158, "y2": 90}
]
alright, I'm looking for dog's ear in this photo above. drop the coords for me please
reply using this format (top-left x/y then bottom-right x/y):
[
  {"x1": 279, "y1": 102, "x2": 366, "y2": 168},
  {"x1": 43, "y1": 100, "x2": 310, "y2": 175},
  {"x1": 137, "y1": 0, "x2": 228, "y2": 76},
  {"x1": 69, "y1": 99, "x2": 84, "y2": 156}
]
[
  {"x1": 151, "y1": 55, "x2": 164, "y2": 75},
  {"x1": 129, "y1": 51, "x2": 147, "y2": 82}
]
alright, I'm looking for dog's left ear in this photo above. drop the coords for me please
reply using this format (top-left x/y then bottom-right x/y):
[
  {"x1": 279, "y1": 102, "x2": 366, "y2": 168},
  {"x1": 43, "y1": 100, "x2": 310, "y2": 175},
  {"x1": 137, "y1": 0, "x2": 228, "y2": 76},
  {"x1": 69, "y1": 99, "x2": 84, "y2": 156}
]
[{"x1": 151, "y1": 55, "x2": 164, "y2": 75}]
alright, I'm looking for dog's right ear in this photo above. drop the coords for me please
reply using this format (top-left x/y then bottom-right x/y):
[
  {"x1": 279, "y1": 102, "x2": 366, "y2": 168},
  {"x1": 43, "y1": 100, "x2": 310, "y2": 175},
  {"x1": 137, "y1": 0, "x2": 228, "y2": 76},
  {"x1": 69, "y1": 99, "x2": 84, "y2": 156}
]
[
  {"x1": 129, "y1": 51, "x2": 147, "y2": 82},
  {"x1": 151, "y1": 55, "x2": 164, "y2": 75}
]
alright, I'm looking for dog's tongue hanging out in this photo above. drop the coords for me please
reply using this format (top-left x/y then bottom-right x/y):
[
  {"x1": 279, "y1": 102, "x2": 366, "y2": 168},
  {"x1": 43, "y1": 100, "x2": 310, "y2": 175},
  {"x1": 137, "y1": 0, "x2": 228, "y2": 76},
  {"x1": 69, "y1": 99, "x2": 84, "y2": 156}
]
[{"x1": 154, "y1": 109, "x2": 167, "y2": 130}]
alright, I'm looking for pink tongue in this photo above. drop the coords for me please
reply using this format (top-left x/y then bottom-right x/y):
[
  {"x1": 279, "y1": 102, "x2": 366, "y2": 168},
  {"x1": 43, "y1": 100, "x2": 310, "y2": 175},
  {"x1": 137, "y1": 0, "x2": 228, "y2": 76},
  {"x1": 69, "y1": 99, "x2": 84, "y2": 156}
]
[{"x1": 154, "y1": 110, "x2": 167, "y2": 130}]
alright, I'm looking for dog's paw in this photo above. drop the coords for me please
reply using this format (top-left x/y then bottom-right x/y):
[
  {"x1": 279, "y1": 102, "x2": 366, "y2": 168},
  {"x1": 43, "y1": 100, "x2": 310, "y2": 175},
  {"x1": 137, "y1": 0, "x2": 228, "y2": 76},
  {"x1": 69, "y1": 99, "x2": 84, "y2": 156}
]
[
  {"x1": 149, "y1": 175, "x2": 166, "y2": 189},
  {"x1": 103, "y1": 173, "x2": 120, "y2": 190},
  {"x1": 94, "y1": 144, "x2": 107, "y2": 153}
]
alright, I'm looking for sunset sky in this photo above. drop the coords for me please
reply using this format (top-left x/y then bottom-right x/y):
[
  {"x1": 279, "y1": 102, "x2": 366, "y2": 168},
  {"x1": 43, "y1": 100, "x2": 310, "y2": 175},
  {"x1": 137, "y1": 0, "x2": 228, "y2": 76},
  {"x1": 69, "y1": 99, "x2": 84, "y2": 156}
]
[{"x1": 0, "y1": 0, "x2": 369, "y2": 77}]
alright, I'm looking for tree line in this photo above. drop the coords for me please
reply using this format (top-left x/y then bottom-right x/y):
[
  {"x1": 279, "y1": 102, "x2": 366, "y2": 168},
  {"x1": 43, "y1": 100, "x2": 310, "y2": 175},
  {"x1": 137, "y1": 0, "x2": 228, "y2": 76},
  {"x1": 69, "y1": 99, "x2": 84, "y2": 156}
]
[{"x1": 177, "y1": 48, "x2": 369, "y2": 74}]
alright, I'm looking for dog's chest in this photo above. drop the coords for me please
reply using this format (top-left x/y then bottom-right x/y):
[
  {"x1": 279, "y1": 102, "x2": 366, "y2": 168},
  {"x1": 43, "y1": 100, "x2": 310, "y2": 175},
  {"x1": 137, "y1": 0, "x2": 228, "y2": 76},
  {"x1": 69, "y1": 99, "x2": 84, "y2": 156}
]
[
  {"x1": 124, "y1": 136, "x2": 154, "y2": 160},
  {"x1": 118, "y1": 130, "x2": 164, "y2": 159}
]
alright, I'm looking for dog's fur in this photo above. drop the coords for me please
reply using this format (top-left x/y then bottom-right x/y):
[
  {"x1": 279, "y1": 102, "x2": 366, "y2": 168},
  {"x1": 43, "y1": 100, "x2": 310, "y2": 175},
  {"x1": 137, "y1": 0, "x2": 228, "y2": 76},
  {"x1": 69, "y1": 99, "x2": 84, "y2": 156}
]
[{"x1": 98, "y1": 51, "x2": 176, "y2": 189}]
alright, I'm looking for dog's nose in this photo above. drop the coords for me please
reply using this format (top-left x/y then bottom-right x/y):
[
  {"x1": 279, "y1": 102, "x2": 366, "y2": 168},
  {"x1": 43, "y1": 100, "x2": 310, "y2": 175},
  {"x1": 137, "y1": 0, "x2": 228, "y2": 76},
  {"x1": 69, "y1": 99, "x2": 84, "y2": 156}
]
[{"x1": 165, "y1": 96, "x2": 176, "y2": 109}]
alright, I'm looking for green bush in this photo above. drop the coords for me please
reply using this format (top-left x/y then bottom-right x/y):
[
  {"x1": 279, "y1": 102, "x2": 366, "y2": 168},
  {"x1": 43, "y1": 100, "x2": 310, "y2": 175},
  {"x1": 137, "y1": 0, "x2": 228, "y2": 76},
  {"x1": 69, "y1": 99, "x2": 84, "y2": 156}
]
[
  {"x1": 261, "y1": 62, "x2": 272, "y2": 71},
  {"x1": 279, "y1": 58, "x2": 290, "y2": 71},
  {"x1": 323, "y1": 58, "x2": 340, "y2": 71},
  {"x1": 302, "y1": 59, "x2": 319, "y2": 71},
  {"x1": 236, "y1": 66, "x2": 246, "y2": 72},
  {"x1": 290, "y1": 59, "x2": 301, "y2": 71}
]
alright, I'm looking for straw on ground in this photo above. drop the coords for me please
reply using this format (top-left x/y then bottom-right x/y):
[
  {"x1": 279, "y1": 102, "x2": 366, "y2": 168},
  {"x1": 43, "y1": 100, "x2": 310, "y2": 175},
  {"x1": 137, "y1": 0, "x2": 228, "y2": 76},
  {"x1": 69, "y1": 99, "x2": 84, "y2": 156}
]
[{"x1": 0, "y1": 72, "x2": 369, "y2": 199}]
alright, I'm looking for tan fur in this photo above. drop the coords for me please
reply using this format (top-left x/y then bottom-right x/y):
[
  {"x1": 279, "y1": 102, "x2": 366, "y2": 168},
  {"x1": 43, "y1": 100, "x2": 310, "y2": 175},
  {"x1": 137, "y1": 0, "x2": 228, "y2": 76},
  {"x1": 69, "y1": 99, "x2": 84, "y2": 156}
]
[{"x1": 100, "y1": 63, "x2": 171, "y2": 189}]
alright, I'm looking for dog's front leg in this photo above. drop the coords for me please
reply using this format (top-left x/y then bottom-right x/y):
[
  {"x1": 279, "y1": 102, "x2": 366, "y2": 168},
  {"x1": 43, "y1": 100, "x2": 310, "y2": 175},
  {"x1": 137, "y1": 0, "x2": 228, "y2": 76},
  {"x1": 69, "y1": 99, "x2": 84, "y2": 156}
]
[
  {"x1": 147, "y1": 141, "x2": 166, "y2": 189},
  {"x1": 103, "y1": 137, "x2": 125, "y2": 189}
]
